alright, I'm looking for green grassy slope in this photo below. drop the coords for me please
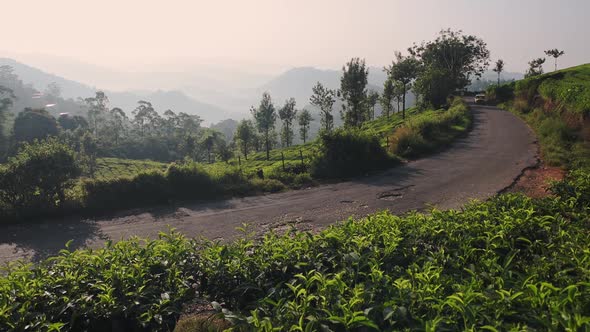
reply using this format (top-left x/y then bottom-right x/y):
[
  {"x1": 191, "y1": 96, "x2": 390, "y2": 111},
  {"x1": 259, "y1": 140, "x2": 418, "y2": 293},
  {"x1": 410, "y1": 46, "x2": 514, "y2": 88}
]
[{"x1": 489, "y1": 64, "x2": 590, "y2": 168}]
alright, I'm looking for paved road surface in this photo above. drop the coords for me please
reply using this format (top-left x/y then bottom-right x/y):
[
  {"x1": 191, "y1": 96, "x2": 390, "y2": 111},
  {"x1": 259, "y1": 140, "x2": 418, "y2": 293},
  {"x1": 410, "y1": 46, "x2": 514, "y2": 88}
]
[{"x1": 0, "y1": 102, "x2": 538, "y2": 264}]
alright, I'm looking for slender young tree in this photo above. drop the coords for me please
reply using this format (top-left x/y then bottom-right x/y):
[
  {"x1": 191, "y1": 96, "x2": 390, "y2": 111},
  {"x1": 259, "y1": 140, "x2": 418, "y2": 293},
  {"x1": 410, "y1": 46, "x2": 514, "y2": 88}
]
[
  {"x1": 84, "y1": 91, "x2": 109, "y2": 136},
  {"x1": 544, "y1": 49, "x2": 565, "y2": 71},
  {"x1": 492, "y1": 59, "x2": 505, "y2": 85},
  {"x1": 387, "y1": 52, "x2": 420, "y2": 118},
  {"x1": 251, "y1": 92, "x2": 277, "y2": 160},
  {"x1": 380, "y1": 78, "x2": 395, "y2": 119},
  {"x1": 298, "y1": 109, "x2": 313, "y2": 143},
  {"x1": 367, "y1": 90, "x2": 379, "y2": 120},
  {"x1": 235, "y1": 119, "x2": 255, "y2": 160},
  {"x1": 525, "y1": 58, "x2": 546, "y2": 78},
  {"x1": 309, "y1": 82, "x2": 335, "y2": 132},
  {"x1": 278, "y1": 98, "x2": 297, "y2": 147},
  {"x1": 200, "y1": 129, "x2": 223, "y2": 163},
  {"x1": 339, "y1": 58, "x2": 369, "y2": 128}
]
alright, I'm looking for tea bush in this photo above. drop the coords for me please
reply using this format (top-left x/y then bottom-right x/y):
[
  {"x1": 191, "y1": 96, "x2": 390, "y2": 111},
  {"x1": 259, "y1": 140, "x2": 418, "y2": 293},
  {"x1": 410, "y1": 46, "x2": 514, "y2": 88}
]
[
  {"x1": 2, "y1": 170, "x2": 590, "y2": 331},
  {"x1": 310, "y1": 128, "x2": 398, "y2": 179},
  {"x1": 390, "y1": 97, "x2": 471, "y2": 158}
]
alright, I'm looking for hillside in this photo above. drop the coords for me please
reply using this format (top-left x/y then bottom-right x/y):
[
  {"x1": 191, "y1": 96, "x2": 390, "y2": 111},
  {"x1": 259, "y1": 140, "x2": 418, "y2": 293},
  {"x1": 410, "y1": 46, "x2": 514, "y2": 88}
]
[
  {"x1": 0, "y1": 58, "x2": 236, "y2": 124},
  {"x1": 488, "y1": 63, "x2": 590, "y2": 168}
]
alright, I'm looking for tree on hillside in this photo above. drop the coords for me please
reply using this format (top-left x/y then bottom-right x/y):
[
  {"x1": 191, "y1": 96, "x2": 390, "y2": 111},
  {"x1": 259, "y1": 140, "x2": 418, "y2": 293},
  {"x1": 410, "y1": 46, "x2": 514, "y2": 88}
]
[
  {"x1": 525, "y1": 58, "x2": 546, "y2": 78},
  {"x1": 278, "y1": 98, "x2": 297, "y2": 147},
  {"x1": 163, "y1": 110, "x2": 178, "y2": 137},
  {"x1": 339, "y1": 58, "x2": 369, "y2": 128},
  {"x1": 84, "y1": 91, "x2": 109, "y2": 136},
  {"x1": 493, "y1": 59, "x2": 505, "y2": 85},
  {"x1": 298, "y1": 109, "x2": 313, "y2": 143},
  {"x1": 251, "y1": 92, "x2": 277, "y2": 161},
  {"x1": 544, "y1": 49, "x2": 565, "y2": 71},
  {"x1": 309, "y1": 82, "x2": 336, "y2": 132},
  {"x1": 13, "y1": 108, "x2": 59, "y2": 143},
  {"x1": 132, "y1": 101, "x2": 159, "y2": 137},
  {"x1": 386, "y1": 52, "x2": 420, "y2": 118},
  {"x1": 80, "y1": 132, "x2": 98, "y2": 176},
  {"x1": 176, "y1": 112, "x2": 202, "y2": 137},
  {"x1": 108, "y1": 107, "x2": 127, "y2": 145},
  {"x1": 409, "y1": 29, "x2": 490, "y2": 108},
  {"x1": 58, "y1": 114, "x2": 88, "y2": 131},
  {"x1": 200, "y1": 129, "x2": 224, "y2": 163},
  {"x1": 235, "y1": 119, "x2": 255, "y2": 159},
  {"x1": 380, "y1": 78, "x2": 395, "y2": 119},
  {"x1": 367, "y1": 90, "x2": 379, "y2": 120}
]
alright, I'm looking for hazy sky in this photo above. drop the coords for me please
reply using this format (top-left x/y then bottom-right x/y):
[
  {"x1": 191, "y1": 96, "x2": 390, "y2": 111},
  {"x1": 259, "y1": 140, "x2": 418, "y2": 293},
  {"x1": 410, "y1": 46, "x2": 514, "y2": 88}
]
[{"x1": 2, "y1": 0, "x2": 588, "y2": 73}]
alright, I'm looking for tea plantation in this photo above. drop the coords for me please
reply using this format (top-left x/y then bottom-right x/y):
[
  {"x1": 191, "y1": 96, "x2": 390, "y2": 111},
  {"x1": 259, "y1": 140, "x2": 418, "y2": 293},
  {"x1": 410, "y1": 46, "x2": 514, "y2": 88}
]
[{"x1": 1, "y1": 169, "x2": 589, "y2": 331}]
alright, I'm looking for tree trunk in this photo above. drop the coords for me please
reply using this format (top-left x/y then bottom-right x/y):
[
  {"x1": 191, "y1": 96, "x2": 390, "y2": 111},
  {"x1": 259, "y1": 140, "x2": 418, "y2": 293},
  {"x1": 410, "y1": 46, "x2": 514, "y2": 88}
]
[
  {"x1": 402, "y1": 85, "x2": 407, "y2": 120},
  {"x1": 265, "y1": 130, "x2": 270, "y2": 161}
]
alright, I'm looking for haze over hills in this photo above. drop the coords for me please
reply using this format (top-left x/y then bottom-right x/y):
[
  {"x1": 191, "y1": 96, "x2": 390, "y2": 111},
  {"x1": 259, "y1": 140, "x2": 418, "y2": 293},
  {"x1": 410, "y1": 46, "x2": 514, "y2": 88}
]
[
  {"x1": 0, "y1": 58, "x2": 240, "y2": 124},
  {"x1": 1, "y1": 56, "x2": 521, "y2": 127}
]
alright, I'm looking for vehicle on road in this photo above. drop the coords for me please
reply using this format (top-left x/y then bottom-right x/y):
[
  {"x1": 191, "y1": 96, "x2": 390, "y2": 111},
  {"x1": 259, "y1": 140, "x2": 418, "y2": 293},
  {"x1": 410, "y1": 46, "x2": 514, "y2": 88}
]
[{"x1": 475, "y1": 93, "x2": 486, "y2": 104}]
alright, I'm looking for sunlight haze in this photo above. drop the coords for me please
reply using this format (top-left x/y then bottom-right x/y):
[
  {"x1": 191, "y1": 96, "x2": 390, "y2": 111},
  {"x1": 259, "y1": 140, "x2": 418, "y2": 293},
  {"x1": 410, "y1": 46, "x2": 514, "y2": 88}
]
[{"x1": 2, "y1": 0, "x2": 588, "y2": 73}]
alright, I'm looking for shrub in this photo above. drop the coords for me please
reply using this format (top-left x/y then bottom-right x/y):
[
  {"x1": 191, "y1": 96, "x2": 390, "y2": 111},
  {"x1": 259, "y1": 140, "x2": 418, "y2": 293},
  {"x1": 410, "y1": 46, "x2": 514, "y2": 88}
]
[
  {"x1": 166, "y1": 161, "x2": 220, "y2": 200},
  {"x1": 249, "y1": 178, "x2": 286, "y2": 193},
  {"x1": 0, "y1": 232, "x2": 200, "y2": 331},
  {"x1": 310, "y1": 128, "x2": 396, "y2": 178},
  {"x1": 83, "y1": 170, "x2": 169, "y2": 210},
  {"x1": 485, "y1": 82, "x2": 515, "y2": 104},
  {"x1": 390, "y1": 98, "x2": 471, "y2": 158},
  {"x1": 0, "y1": 138, "x2": 80, "y2": 219}
]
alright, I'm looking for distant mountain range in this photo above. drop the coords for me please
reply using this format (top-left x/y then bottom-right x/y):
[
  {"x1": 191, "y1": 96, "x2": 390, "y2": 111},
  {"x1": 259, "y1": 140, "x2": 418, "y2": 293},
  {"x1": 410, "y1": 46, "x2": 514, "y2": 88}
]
[{"x1": 0, "y1": 58, "x2": 239, "y2": 125}]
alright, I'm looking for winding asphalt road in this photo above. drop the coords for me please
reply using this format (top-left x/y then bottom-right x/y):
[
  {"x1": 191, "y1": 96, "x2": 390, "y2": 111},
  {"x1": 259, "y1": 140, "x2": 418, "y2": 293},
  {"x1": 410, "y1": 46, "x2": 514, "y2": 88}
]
[{"x1": 0, "y1": 101, "x2": 538, "y2": 264}]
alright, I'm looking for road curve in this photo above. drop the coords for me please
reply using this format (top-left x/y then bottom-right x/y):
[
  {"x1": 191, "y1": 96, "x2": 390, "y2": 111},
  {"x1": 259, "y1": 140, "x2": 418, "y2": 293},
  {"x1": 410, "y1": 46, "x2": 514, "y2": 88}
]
[{"x1": 0, "y1": 102, "x2": 538, "y2": 264}]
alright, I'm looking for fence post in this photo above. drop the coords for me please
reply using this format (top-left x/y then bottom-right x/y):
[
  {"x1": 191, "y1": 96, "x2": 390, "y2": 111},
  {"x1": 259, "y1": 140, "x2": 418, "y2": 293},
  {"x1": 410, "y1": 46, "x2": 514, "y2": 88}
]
[
  {"x1": 386, "y1": 136, "x2": 389, "y2": 149},
  {"x1": 238, "y1": 155, "x2": 241, "y2": 169}
]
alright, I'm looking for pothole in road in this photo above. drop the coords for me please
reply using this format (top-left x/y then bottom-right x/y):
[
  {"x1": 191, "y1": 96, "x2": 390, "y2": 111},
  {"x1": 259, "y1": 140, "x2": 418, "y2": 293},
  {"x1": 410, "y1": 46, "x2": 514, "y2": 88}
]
[
  {"x1": 378, "y1": 185, "x2": 414, "y2": 201},
  {"x1": 378, "y1": 192, "x2": 403, "y2": 201},
  {"x1": 340, "y1": 200, "x2": 355, "y2": 204}
]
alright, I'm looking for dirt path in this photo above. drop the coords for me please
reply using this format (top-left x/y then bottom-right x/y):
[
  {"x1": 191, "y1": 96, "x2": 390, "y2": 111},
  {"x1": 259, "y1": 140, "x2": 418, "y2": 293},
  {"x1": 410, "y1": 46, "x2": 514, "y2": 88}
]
[{"x1": 0, "y1": 103, "x2": 538, "y2": 264}]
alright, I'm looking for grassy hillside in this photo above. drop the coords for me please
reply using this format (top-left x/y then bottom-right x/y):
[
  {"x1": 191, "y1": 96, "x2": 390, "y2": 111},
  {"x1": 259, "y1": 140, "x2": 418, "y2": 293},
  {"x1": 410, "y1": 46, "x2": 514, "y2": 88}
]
[
  {"x1": 212, "y1": 108, "x2": 419, "y2": 181},
  {"x1": 488, "y1": 64, "x2": 590, "y2": 168},
  {"x1": 94, "y1": 158, "x2": 169, "y2": 180}
]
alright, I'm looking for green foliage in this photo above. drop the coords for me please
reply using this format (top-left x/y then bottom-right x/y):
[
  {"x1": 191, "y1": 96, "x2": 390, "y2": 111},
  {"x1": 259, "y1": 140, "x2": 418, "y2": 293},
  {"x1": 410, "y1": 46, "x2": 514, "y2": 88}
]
[
  {"x1": 4, "y1": 170, "x2": 590, "y2": 331},
  {"x1": 297, "y1": 109, "x2": 313, "y2": 144},
  {"x1": 251, "y1": 92, "x2": 277, "y2": 161},
  {"x1": 410, "y1": 29, "x2": 490, "y2": 108},
  {"x1": 278, "y1": 98, "x2": 298, "y2": 147},
  {"x1": 499, "y1": 64, "x2": 590, "y2": 168},
  {"x1": 234, "y1": 119, "x2": 256, "y2": 159},
  {"x1": 309, "y1": 82, "x2": 336, "y2": 132},
  {"x1": 390, "y1": 98, "x2": 471, "y2": 157},
  {"x1": 340, "y1": 58, "x2": 369, "y2": 128},
  {"x1": 12, "y1": 108, "x2": 59, "y2": 143},
  {"x1": 525, "y1": 58, "x2": 546, "y2": 78},
  {"x1": 311, "y1": 128, "x2": 397, "y2": 178},
  {"x1": 485, "y1": 82, "x2": 515, "y2": 105},
  {"x1": 0, "y1": 231, "x2": 200, "y2": 331},
  {"x1": 0, "y1": 138, "x2": 80, "y2": 219},
  {"x1": 386, "y1": 52, "x2": 420, "y2": 116}
]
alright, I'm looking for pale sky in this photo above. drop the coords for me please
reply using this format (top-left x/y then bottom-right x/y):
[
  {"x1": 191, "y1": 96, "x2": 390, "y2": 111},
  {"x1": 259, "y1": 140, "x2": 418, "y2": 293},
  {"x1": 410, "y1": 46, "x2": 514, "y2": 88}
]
[{"x1": 1, "y1": 0, "x2": 589, "y2": 73}]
